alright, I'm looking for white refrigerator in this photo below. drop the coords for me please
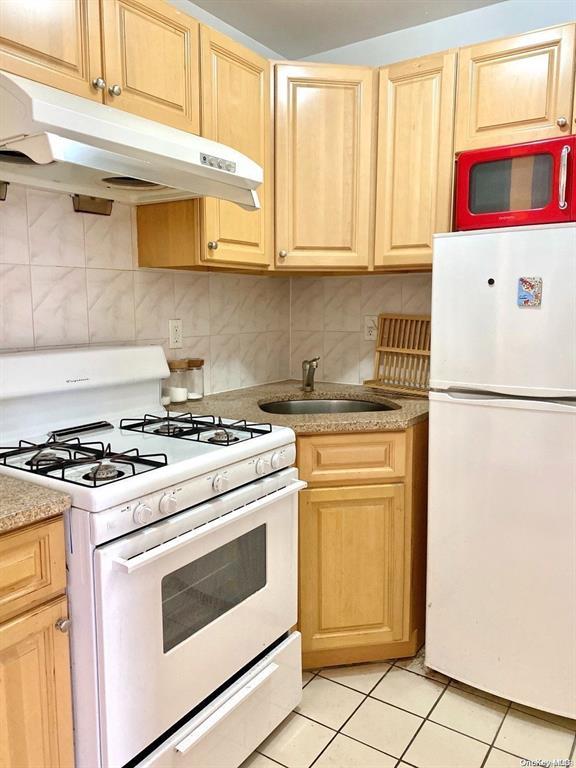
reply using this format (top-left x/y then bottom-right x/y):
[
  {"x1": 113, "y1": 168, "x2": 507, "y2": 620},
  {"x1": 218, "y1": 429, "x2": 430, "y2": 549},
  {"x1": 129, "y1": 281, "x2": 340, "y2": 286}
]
[{"x1": 426, "y1": 223, "x2": 576, "y2": 717}]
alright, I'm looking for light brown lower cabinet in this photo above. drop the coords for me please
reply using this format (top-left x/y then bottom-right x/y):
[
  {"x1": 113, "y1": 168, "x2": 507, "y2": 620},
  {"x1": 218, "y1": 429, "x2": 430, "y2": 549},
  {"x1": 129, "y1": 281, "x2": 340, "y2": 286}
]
[
  {"x1": 0, "y1": 519, "x2": 74, "y2": 768},
  {"x1": 297, "y1": 421, "x2": 427, "y2": 669}
]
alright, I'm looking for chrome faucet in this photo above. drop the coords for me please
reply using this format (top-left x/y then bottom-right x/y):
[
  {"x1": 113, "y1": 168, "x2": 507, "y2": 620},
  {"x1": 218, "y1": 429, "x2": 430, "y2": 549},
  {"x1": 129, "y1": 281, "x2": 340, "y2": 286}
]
[{"x1": 302, "y1": 357, "x2": 320, "y2": 392}]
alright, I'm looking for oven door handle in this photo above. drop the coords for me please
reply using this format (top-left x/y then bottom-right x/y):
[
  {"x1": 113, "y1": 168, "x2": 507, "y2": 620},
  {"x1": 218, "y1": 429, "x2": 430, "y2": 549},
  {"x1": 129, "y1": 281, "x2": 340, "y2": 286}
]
[
  {"x1": 173, "y1": 661, "x2": 279, "y2": 755},
  {"x1": 110, "y1": 480, "x2": 306, "y2": 574},
  {"x1": 558, "y1": 144, "x2": 570, "y2": 210}
]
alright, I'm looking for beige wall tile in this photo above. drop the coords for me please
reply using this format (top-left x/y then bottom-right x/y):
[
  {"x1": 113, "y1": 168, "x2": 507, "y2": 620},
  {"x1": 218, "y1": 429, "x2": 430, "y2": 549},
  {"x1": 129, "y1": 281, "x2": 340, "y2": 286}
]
[
  {"x1": 0, "y1": 264, "x2": 33, "y2": 349},
  {"x1": 0, "y1": 185, "x2": 29, "y2": 265},
  {"x1": 87, "y1": 269, "x2": 135, "y2": 343},
  {"x1": 31, "y1": 265, "x2": 88, "y2": 346},
  {"x1": 27, "y1": 189, "x2": 85, "y2": 267}
]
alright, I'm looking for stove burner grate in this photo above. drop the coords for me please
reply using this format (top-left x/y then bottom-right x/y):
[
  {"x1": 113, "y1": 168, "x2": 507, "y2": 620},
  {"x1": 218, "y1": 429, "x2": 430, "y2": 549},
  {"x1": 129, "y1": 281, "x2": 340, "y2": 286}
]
[
  {"x1": 120, "y1": 413, "x2": 273, "y2": 444},
  {"x1": 0, "y1": 435, "x2": 168, "y2": 488}
]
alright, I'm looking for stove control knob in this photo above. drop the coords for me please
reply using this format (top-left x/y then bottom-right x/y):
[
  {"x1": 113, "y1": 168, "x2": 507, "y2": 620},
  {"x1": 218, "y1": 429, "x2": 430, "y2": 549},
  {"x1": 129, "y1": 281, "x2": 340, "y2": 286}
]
[
  {"x1": 255, "y1": 458, "x2": 270, "y2": 476},
  {"x1": 270, "y1": 452, "x2": 282, "y2": 470},
  {"x1": 212, "y1": 473, "x2": 226, "y2": 493},
  {"x1": 159, "y1": 492, "x2": 177, "y2": 516},
  {"x1": 133, "y1": 502, "x2": 153, "y2": 525}
]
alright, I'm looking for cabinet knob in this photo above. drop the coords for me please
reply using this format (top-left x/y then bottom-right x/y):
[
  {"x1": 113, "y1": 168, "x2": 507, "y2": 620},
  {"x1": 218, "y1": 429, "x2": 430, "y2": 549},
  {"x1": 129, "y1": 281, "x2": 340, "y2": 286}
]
[
  {"x1": 207, "y1": 241, "x2": 219, "y2": 250},
  {"x1": 55, "y1": 618, "x2": 71, "y2": 633},
  {"x1": 557, "y1": 116, "x2": 568, "y2": 128},
  {"x1": 278, "y1": 250, "x2": 288, "y2": 258},
  {"x1": 92, "y1": 77, "x2": 106, "y2": 91},
  {"x1": 108, "y1": 84, "x2": 122, "y2": 97}
]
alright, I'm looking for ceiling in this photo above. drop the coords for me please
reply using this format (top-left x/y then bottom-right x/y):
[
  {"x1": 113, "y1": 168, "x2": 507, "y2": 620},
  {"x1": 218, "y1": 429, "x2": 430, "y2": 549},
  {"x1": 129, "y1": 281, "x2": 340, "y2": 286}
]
[{"x1": 190, "y1": 0, "x2": 506, "y2": 58}]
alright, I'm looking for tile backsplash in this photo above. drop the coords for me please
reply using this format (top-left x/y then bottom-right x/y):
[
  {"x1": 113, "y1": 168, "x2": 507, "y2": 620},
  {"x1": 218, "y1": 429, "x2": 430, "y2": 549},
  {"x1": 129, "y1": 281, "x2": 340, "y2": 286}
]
[
  {"x1": 289, "y1": 274, "x2": 432, "y2": 385},
  {"x1": 0, "y1": 186, "x2": 290, "y2": 393},
  {"x1": 0, "y1": 185, "x2": 431, "y2": 391}
]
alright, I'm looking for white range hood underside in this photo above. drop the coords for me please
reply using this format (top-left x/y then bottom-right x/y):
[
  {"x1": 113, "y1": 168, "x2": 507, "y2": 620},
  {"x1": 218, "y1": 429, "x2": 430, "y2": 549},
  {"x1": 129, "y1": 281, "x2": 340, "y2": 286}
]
[{"x1": 0, "y1": 72, "x2": 262, "y2": 209}]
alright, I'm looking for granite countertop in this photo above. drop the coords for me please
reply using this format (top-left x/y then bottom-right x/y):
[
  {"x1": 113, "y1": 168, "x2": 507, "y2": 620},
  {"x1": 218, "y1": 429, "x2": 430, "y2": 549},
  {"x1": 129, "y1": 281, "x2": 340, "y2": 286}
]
[
  {"x1": 0, "y1": 475, "x2": 71, "y2": 535},
  {"x1": 171, "y1": 380, "x2": 429, "y2": 434}
]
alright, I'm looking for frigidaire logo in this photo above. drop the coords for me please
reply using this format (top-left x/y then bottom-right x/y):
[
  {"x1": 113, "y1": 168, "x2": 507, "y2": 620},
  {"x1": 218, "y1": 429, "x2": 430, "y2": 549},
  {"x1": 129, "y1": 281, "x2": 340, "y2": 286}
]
[{"x1": 66, "y1": 378, "x2": 90, "y2": 384}]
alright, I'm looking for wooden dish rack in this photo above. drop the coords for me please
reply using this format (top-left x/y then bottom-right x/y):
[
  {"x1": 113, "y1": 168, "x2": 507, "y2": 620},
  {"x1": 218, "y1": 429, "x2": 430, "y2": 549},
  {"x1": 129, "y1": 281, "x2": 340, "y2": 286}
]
[{"x1": 364, "y1": 313, "x2": 431, "y2": 396}]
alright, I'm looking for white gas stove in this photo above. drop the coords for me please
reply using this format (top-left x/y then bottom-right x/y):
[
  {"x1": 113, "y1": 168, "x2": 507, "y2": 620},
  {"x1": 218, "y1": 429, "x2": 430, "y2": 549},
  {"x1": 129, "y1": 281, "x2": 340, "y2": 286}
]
[{"x1": 0, "y1": 346, "x2": 303, "y2": 768}]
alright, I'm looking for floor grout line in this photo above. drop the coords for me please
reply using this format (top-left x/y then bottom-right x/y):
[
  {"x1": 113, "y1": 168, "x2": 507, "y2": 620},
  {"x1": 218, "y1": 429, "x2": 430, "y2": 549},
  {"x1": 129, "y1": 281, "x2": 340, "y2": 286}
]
[
  {"x1": 259, "y1": 656, "x2": 575, "y2": 768},
  {"x1": 507, "y1": 702, "x2": 576, "y2": 732},
  {"x1": 569, "y1": 731, "x2": 576, "y2": 760},
  {"x1": 307, "y1": 664, "x2": 396, "y2": 768},
  {"x1": 481, "y1": 699, "x2": 513, "y2": 767},
  {"x1": 395, "y1": 676, "x2": 452, "y2": 765},
  {"x1": 255, "y1": 752, "x2": 290, "y2": 768}
]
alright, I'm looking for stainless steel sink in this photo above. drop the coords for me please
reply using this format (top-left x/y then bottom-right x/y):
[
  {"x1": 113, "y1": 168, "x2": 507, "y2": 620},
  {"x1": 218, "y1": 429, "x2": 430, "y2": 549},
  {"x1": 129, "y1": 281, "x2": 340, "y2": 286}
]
[{"x1": 259, "y1": 398, "x2": 397, "y2": 415}]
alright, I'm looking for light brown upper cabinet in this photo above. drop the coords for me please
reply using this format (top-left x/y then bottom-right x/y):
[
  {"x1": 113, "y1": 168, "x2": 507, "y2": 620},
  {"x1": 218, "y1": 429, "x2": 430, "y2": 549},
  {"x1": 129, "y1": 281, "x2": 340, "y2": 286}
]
[
  {"x1": 198, "y1": 26, "x2": 272, "y2": 268},
  {"x1": 138, "y1": 27, "x2": 272, "y2": 271},
  {"x1": 455, "y1": 24, "x2": 576, "y2": 151},
  {"x1": 100, "y1": 0, "x2": 200, "y2": 132},
  {"x1": 0, "y1": 0, "x2": 200, "y2": 132},
  {"x1": 0, "y1": 0, "x2": 102, "y2": 100},
  {"x1": 275, "y1": 63, "x2": 376, "y2": 270},
  {"x1": 375, "y1": 51, "x2": 456, "y2": 270}
]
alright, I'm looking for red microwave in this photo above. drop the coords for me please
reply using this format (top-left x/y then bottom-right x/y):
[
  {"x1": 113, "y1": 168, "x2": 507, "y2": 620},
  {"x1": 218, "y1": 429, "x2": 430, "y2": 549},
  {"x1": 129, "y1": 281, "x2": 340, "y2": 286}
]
[{"x1": 455, "y1": 136, "x2": 575, "y2": 230}]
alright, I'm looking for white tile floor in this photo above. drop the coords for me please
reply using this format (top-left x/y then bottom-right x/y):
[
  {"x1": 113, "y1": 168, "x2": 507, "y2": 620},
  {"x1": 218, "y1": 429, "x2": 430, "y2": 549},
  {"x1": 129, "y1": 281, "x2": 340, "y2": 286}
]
[{"x1": 242, "y1": 648, "x2": 576, "y2": 768}]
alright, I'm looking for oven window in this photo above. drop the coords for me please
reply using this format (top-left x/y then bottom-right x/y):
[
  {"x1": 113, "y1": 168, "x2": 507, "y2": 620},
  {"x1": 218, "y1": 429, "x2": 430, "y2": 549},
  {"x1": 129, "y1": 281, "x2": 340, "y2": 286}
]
[
  {"x1": 161, "y1": 525, "x2": 267, "y2": 652},
  {"x1": 469, "y1": 154, "x2": 553, "y2": 213}
]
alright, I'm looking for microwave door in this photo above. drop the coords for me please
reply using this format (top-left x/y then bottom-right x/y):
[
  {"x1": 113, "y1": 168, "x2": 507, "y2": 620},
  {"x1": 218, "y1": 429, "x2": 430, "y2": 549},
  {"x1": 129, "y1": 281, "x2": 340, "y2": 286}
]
[{"x1": 455, "y1": 136, "x2": 575, "y2": 230}]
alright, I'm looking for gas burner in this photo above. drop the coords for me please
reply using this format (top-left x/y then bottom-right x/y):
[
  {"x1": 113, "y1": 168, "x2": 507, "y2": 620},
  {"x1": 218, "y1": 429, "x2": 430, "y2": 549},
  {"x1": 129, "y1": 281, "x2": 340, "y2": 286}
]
[
  {"x1": 120, "y1": 414, "x2": 273, "y2": 444},
  {"x1": 207, "y1": 429, "x2": 239, "y2": 445},
  {"x1": 83, "y1": 460, "x2": 125, "y2": 482},
  {"x1": 26, "y1": 448, "x2": 61, "y2": 467},
  {"x1": 153, "y1": 423, "x2": 185, "y2": 436},
  {"x1": 0, "y1": 434, "x2": 168, "y2": 488}
]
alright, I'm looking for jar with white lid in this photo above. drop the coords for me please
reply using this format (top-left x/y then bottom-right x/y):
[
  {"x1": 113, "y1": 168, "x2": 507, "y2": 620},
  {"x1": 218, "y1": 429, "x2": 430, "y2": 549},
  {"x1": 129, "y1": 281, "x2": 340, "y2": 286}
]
[
  {"x1": 186, "y1": 358, "x2": 204, "y2": 401},
  {"x1": 167, "y1": 359, "x2": 189, "y2": 403}
]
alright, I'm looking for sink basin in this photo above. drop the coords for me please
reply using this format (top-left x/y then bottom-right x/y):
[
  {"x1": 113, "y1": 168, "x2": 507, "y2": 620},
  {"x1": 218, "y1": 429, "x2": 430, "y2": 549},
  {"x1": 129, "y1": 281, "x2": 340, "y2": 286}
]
[{"x1": 259, "y1": 398, "x2": 396, "y2": 415}]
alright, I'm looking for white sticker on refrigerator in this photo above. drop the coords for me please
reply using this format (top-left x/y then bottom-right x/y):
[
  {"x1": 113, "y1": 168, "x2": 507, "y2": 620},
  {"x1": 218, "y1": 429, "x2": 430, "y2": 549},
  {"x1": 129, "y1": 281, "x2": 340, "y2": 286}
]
[{"x1": 517, "y1": 277, "x2": 542, "y2": 308}]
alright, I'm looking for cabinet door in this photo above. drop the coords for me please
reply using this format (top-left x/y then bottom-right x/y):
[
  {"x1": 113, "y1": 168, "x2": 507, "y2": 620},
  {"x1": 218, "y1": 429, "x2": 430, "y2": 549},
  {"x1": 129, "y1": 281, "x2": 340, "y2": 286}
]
[
  {"x1": 455, "y1": 24, "x2": 575, "y2": 151},
  {"x1": 375, "y1": 51, "x2": 456, "y2": 269},
  {"x1": 299, "y1": 484, "x2": 406, "y2": 660},
  {"x1": 275, "y1": 63, "x2": 376, "y2": 270},
  {"x1": 0, "y1": 597, "x2": 74, "y2": 768},
  {"x1": 100, "y1": 0, "x2": 200, "y2": 132},
  {"x1": 199, "y1": 27, "x2": 272, "y2": 269},
  {"x1": 0, "y1": 0, "x2": 102, "y2": 100}
]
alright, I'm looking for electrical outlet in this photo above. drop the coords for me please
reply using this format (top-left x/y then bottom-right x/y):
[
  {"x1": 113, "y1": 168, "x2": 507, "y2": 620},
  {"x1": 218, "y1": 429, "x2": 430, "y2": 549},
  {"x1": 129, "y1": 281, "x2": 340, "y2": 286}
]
[
  {"x1": 169, "y1": 319, "x2": 183, "y2": 349},
  {"x1": 363, "y1": 315, "x2": 378, "y2": 341}
]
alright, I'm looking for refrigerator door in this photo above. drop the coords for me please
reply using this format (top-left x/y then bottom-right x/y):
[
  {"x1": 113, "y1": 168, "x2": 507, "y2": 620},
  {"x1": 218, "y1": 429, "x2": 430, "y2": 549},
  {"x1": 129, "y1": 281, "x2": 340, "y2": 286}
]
[
  {"x1": 426, "y1": 391, "x2": 576, "y2": 716},
  {"x1": 430, "y1": 224, "x2": 576, "y2": 398}
]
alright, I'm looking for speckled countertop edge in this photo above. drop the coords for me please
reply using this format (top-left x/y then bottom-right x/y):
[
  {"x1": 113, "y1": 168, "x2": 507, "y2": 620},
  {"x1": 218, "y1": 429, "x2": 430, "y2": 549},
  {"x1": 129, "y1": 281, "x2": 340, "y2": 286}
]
[
  {"x1": 170, "y1": 380, "x2": 429, "y2": 434},
  {"x1": 0, "y1": 475, "x2": 71, "y2": 534}
]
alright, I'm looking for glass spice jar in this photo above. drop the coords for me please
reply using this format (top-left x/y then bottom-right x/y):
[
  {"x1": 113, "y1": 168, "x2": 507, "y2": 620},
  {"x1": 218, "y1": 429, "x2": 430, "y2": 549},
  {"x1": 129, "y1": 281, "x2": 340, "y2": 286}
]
[
  {"x1": 167, "y1": 359, "x2": 189, "y2": 403},
  {"x1": 186, "y1": 358, "x2": 204, "y2": 401}
]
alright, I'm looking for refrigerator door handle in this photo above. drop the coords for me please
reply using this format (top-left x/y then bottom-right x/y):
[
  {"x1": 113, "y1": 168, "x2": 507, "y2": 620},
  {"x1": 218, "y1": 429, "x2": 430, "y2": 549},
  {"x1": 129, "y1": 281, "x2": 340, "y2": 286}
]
[
  {"x1": 431, "y1": 390, "x2": 576, "y2": 412},
  {"x1": 559, "y1": 144, "x2": 570, "y2": 210}
]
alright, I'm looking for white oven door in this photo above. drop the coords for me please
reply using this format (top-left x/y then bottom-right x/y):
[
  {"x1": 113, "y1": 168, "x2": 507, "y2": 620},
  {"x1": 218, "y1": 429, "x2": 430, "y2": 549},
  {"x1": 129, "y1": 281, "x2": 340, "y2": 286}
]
[{"x1": 94, "y1": 470, "x2": 304, "y2": 768}]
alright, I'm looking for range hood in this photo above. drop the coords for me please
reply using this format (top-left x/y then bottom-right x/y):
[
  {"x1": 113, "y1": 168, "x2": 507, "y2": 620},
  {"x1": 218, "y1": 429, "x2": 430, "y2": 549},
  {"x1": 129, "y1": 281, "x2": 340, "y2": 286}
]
[{"x1": 0, "y1": 72, "x2": 261, "y2": 210}]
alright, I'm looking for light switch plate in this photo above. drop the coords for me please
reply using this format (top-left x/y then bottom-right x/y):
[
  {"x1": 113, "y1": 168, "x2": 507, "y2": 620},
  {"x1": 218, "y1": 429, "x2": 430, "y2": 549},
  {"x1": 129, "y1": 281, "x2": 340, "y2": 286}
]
[
  {"x1": 363, "y1": 315, "x2": 378, "y2": 341},
  {"x1": 169, "y1": 319, "x2": 183, "y2": 348}
]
